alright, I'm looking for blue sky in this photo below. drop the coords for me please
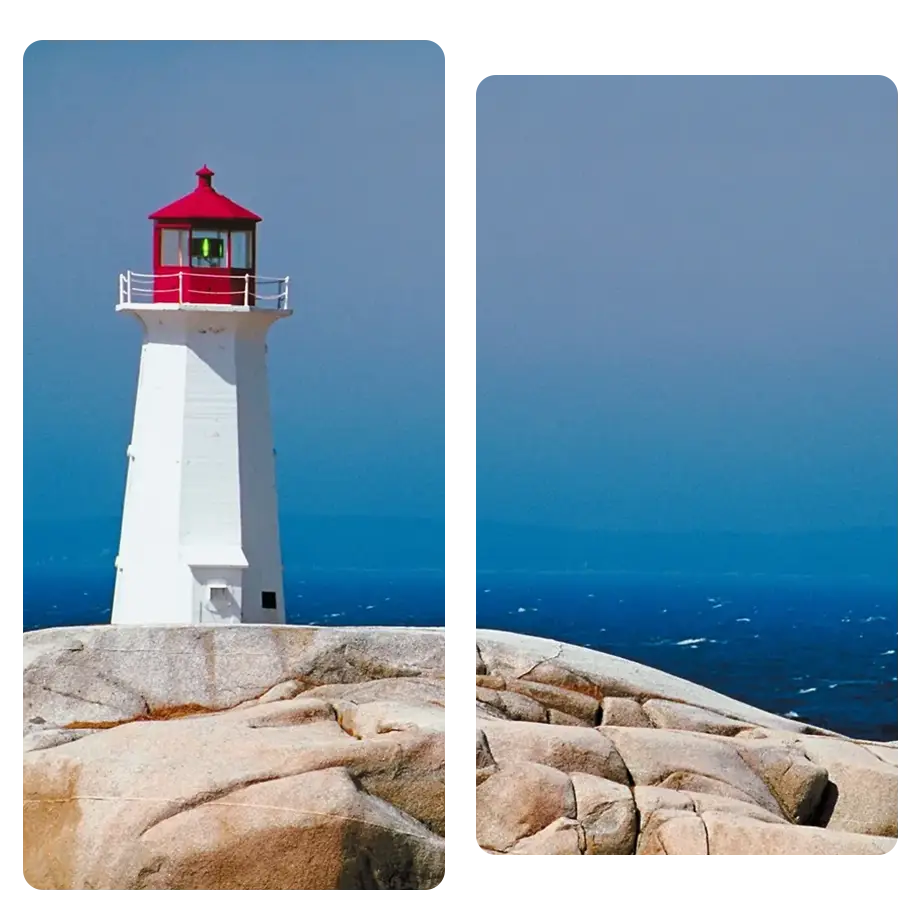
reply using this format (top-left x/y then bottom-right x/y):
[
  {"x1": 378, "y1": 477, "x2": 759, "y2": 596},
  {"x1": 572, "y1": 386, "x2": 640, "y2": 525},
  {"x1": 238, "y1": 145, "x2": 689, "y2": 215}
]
[{"x1": 20, "y1": 62, "x2": 899, "y2": 573}]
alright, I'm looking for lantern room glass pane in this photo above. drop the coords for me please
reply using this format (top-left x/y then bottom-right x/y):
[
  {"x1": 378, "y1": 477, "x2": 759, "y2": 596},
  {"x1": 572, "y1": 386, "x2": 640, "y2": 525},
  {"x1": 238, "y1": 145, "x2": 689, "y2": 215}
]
[
  {"x1": 230, "y1": 231, "x2": 253, "y2": 269},
  {"x1": 190, "y1": 229, "x2": 229, "y2": 268},
  {"x1": 160, "y1": 229, "x2": 188, "y2": 266}
]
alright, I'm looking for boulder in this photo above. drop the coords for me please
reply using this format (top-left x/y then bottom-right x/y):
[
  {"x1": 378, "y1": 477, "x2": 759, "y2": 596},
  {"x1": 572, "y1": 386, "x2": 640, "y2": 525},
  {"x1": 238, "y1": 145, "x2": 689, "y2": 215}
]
[
  {"x1": 703, "y1": 813, "x2": 897, "y2": 855},
  {"x1": 635, "y1": 784, "x2": 889, "y2": 856},
  {"x1": 733, "y1": 736, "x2": 828, "y2": 824},
  {"x1": 638, "y1": 812, "x2": 709, "y2": 855},
  {"x1": 509, "y1": 817, "x2": 585, "y2": 855},
  {"x1": 475, "y1": 686, "x2": 548, "y2": 723},
  {"x1": 337, "y1": 700, "x2": 444, "y2": 739},
  {"x1": 504, "y1": 678, "x2": 600, "y2": 724},
  {"x1": 601, "y1": 726, "x2": 783, "y2": 816},
  {"x1": 481, "y1": 720, "x2": 630, "y2": 784},
  {"x1": 634, "y1": 785, "x2": 789, "y2": 832},
  {"x1": 601, "y1": 697, "x2": 651, "y2": 728},
  {"x1": 793, "y1": 736, "x2": 898, "y2": 837},
  {"x1": 126, "y1": 768, "x2": 444, "y2": 889},
  {"x1": 570, "y1": 773, "x2": 637, "y2": 854},
  {"x1": 476, "y1": 762, "x2": 575, "y2": 852},
  {"x1": 642, "y1": 699, "x2": 753, "y2": 736}
]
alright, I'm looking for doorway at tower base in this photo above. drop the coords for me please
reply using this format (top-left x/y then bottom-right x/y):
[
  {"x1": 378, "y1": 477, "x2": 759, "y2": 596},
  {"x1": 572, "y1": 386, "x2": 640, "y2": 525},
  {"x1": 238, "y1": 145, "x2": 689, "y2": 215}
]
[
  {"x1": 191, "y1": 566, "x2": 243, "y2": 624},
  {"x1": 182, "y1": 547, "x2": 284, "y2": 626}
]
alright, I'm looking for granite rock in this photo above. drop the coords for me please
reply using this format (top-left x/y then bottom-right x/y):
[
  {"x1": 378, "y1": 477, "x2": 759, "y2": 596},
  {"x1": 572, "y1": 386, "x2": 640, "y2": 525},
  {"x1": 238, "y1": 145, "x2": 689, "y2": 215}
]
[{"x1": 24, "y1": 625, "x2": 445, "y2": 889}]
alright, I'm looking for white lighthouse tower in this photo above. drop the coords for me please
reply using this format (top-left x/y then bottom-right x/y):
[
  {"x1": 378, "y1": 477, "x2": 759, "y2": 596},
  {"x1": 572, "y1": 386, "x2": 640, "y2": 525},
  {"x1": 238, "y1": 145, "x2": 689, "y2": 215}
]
[{"x1": 112, "y1": 165, "x2": 290, "y2": 626}]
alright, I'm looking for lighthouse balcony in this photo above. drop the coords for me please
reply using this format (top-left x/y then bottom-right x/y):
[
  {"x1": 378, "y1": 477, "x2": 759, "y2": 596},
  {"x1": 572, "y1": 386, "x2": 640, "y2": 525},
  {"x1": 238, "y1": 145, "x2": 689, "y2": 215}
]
[{"x1": 118, "y1": 271, "x2": 290, "y2": 312}]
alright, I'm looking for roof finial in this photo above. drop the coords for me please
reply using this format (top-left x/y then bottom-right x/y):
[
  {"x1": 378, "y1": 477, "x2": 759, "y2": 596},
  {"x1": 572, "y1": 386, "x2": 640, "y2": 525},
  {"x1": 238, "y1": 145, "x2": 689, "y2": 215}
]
[{"x1": 196, "y1": 164, "x2": 215, "y2": 188}]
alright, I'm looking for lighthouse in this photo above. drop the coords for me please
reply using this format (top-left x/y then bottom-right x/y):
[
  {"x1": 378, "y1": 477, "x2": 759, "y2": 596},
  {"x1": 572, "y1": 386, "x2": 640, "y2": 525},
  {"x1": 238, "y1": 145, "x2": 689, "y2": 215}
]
[{"x1": 111, "y1": 166, "x2": 290, "y2": 626}]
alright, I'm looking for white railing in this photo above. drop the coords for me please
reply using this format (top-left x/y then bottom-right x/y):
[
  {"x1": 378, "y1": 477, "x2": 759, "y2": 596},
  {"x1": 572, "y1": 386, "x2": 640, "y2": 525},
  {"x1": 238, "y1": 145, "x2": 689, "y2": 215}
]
[{"x1": 118, "y1": 271, "x2": 290, "y2": 310}]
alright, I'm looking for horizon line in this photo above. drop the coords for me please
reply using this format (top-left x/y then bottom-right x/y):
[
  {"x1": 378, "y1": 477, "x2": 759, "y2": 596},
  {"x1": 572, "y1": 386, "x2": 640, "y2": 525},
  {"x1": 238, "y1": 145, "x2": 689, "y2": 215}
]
[{"x1": 24, "y1": 514, "x2": 895, "y2": 535}]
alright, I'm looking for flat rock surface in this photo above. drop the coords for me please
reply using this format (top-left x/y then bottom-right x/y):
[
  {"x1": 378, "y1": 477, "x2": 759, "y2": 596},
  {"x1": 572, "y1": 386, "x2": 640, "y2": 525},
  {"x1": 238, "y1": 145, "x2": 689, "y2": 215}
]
[{"x1": 24, "y1": 623, "x2": 897, "y2": 869}]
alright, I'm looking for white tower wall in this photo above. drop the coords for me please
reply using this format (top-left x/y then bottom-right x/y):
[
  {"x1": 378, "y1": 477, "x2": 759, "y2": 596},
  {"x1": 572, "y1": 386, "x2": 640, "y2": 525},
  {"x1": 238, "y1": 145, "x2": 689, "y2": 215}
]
[{"x1": 112, "y1": 304, "x2": 288, "y2": 626}]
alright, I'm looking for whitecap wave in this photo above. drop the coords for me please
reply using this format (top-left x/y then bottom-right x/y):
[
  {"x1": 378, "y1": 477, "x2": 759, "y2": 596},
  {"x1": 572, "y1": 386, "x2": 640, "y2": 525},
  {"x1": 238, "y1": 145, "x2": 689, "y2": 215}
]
[
  {"x1": 881, "y1": 649, "x2": 896, "y2": 655},
  {"x1": 675, "y1": 638, "x2": 707, "y2": 646},
  {"x1": 798, "y1": 687, "x2": 817, "y2": 695},
  {"x1": 736, "y1": 617, "x2": 751, "y2": 622},
  {"x1": 783, "y1": 711, "x2": 799, "y2": 718}
]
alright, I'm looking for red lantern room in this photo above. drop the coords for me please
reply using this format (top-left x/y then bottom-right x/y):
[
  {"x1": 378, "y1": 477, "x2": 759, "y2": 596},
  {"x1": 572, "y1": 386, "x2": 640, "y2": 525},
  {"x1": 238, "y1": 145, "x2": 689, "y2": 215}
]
[
  {"x1": 147, "y1": 165, "x2": 262, "y2": 306},
  {"x1": 119, "y1": 165, "x2": 289, "y2": 311}
]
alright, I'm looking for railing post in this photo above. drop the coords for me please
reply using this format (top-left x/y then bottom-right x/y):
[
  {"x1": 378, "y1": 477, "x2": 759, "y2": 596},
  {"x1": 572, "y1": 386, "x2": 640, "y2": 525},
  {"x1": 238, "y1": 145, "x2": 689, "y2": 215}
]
[
  {"x1": 126, "y1": 271, "x2": 131, "y2": 304},
  {"x1": 179, "y1": 271, "x2": 184, "y2": 304},
  {"x1": 244, "y1": 273, "x2": 249, "y2": 307}
]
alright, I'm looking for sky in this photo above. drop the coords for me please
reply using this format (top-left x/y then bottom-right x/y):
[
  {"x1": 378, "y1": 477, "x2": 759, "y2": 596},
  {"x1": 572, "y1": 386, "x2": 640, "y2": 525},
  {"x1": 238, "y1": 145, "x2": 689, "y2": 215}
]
[{"x1": 20, "y1": 64, "x2": 899, "y2": 575}]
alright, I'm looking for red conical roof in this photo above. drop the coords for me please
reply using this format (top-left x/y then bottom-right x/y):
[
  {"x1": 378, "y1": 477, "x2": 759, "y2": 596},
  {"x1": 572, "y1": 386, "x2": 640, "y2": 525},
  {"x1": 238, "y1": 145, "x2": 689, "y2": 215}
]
[{"x1": 149, "y1": 165, "x2": 261, "y2": 222}]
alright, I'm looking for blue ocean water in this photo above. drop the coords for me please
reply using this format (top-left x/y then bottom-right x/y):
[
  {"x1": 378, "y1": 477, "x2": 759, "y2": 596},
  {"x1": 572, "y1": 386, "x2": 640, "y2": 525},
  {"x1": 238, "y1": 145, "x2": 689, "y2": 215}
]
[{"x1": 23, "y1": 569, "x2": 897, "y2": 741}]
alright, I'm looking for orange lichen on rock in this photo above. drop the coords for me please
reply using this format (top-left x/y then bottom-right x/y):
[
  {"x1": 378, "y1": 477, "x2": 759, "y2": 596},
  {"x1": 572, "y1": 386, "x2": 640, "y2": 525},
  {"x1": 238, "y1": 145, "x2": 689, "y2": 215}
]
[{"x1": 65, "y1": 702, "x2": 220, "y2": 730}]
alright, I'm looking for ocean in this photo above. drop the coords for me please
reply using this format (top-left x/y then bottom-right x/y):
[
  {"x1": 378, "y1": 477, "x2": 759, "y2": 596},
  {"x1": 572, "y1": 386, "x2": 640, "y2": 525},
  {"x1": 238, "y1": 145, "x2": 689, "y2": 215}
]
[{"x1": 23, "y1": 568, "x2": 897, "y2": 742}]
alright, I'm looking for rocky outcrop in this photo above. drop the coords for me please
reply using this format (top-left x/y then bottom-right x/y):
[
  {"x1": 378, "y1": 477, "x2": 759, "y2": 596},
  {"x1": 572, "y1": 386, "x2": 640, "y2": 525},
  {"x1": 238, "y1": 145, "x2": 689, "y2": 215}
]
[{"x1": 24, "y1": 622, "x2": 895, "y2": 872}]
